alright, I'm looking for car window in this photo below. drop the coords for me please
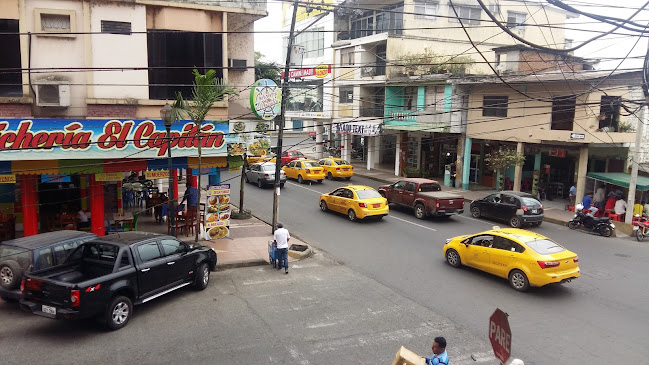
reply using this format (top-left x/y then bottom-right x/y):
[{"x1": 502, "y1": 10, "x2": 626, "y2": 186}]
[
  {"x1": 501, "y1": 195, "x2": 517, "y2": 205},
  {"x1": 492, "y1": 236, "x2": 515, "y2": 251},
  {"x1": 118, "y1": 250, "x2": 132, "y2": 268},
  {"x1": 393, "y1": 181, "x2": 407, "y2": 190},
  {"x1": 334, "y1": 160, "x2": 349, "y2": 165},
  {"x1": 486, "y1": 194, "x2": 501, "y2": 203},
  {"x1": 160, "y1": 239, "x2": 186, "y2": 256},
  {"x1": 468, "y1": 235, "x2": 493, "y2": 247},
  {"x1": 84, "y1": 243, "x2": 119, "y2": 264},
  {"x1": 526, "y1": 239, "x2": 565, "y2": 255},
  {"x1": 296, "y1": 152, "x2": 305, "y2": 157},
  {"x1": 419, "y1": 183, "x2": 441, "y2": 192},
  {"x1": 282, "y1": 152, "x2": 287, "y2": 157},
  {"x1": 53, "y1": 244, "x2": 67, "y2": 265},
  {"x1": 304, "y1": 162, "x2": 320, "y2": 168},
  {"x1": 405, "y1": 183, "x2": 416, "y2": 192},
  {"x1": 287, "y1": 161, "x2": 295, "y2": 168},
  {"x1": 522, "y1": 197, "x2": 540, "y2": 207},
  {"x1": 318, "y1": 160, "x2": 325, "y2": 165},
  {"x1": 325, "y1": 160, "x2": 332, "y2": 166},
  {"x1": 332, "y1": 188, "x2": 345, "y2": 197},
  {"x1": 37, "y1": 248, "x2": 54, "y2": 269},
  {"x1": 251, "y1": 164, "x2": 259, "y2": 172},
  {"x1": 262, "y1": 165, "x2": 275, "y2": 171},
  {"x1": 356, "y1": 189, "x2": 381, "y2": 199},
  {"x1": 338, "y1": 189, "x2": 354, "y2": 199},
  {"x1": 137, "y1": 242, "x2": 162, "y2": 262}
]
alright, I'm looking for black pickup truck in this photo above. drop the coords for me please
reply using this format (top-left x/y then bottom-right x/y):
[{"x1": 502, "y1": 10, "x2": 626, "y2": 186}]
[{"x1": 20, "y1": 232, "x2": 217, "y2": 330}]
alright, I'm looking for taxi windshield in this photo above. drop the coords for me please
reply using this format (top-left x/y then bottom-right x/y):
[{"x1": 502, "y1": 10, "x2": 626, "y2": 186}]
[
  {"x1": 526, "y1": 239, "x2": 565, "y2": 255},
  {"x1": 355, "y1": 190, "x2": 381, "y2": 199},
  {"x1": 334, "y1": 160, "x2": 350, "y2": 165}
]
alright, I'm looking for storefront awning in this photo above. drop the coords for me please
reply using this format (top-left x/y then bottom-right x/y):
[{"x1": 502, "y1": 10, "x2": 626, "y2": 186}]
[
  {"x1": 587, "y1": 172, "x2": 649, "y2": 191},
  {"x1": 12, "y1": 160, "x2": 59, "y2": 175},
  {"x1": 147, "y1": 157, "x2": 188, "y2": 171},
  {"x1": 103, "y1": 159, "x2": 148, "y2": 173},
  {"x1": 59, "y1": 159, "x2": 104, "y2": 174},
  {"x1": 187, "y1": 157, "x2": 227, "y2": 169}
]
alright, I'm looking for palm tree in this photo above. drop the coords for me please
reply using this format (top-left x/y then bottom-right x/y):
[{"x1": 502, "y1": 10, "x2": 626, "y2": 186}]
[{"x1": 171, "y1": 69, "x2": 238, "y2": 242}]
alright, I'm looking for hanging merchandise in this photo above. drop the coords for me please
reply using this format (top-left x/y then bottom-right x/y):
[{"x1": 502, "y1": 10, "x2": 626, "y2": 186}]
[{"x1": 204, "y1": 184, "x2": 231, "y2": 240}]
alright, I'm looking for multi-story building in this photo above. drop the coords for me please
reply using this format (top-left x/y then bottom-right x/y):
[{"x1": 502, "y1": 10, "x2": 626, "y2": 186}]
[
  {"x1": 0, "y1": 0, "x2": 265, "y2": 236},
  {"x1": 329, "y1": 0, "x2": 573, "y2": 171}
]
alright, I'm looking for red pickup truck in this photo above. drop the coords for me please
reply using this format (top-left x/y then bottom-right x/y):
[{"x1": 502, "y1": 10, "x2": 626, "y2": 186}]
[{"x1": 377, "y1": 178, "x2": 464, "y2": 219}]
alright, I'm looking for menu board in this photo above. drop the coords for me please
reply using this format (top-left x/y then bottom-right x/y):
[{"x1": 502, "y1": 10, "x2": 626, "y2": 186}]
[{"x1": 204, "y1": 184, "x2": 231, "y2": 240}]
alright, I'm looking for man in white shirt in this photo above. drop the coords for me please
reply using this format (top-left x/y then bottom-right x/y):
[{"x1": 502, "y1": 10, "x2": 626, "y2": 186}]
[
  {"x1": 614, "y1": 198, "x2": 628, "y2": 216},
  {"x1": 76, "y1": 208, "x2": 89, "y2": 229},
  {"x1": 594, "y1": 186, "x2": 606, "y2": 209},
  {"x1": 273, "y1": 222, "x2": 291, "y2": 274}
]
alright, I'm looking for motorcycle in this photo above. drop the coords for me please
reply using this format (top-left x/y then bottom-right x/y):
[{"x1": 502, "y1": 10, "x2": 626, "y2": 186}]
[
  {"x1": 568, "y1": 206, "x2": 614, "y2": 237},
  {"x1": 351, "y1": 147, "x2": 363, "y2": 160}
]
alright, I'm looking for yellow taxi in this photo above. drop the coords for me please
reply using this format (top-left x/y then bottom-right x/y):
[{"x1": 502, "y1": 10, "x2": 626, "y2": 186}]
[
  {"x1": 319, "y1": 185, "x2": 389, "y2": 221},
  {"x1": 318, "y1": 158, "x2": 354, "y2": 180},
  {"x1": 282, "y1": 160, "x2": 326, "y2": 184},
  {"x1": 247, "y1": 154, "x2": 276, "y2": 165},
  {"x1": 443, "y1": 227, "x2": 580, "y2": 291}
]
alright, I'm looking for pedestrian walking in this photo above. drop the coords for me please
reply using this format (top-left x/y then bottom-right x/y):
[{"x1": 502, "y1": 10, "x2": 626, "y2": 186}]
[
  {"x1": 423, "y1": 336, "x2": 449, "y2": 365},
  {"x1": 274, "y1": 222, "x2": 290, "y2": 274},
  {"x1": 568, "y1": 182, "x2": 576, "y2": 207}
]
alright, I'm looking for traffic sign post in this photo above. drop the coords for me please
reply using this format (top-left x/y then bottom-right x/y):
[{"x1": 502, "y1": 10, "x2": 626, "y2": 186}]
[{"x1": 489, "y1": 308, "x2": 512, "y2": 364}]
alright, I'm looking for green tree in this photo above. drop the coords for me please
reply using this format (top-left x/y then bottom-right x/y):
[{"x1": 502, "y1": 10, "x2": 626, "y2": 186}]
[
  {"x1": 171, "y1": 69, "x2": 238, "y2": 242},
  {"x1": 485, "y1": 148, "x2": 526, "y2": 191},
  {"x1": 255, "y1": 52, "x2": 281, "y2": 83}
]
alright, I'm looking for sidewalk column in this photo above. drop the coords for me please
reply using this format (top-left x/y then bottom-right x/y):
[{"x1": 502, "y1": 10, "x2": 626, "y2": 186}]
[
  {"x1": 532, "y1": 152, "x2": 541, "y2": 196},
  {"x1": 575, "y1": 146, "x2": 589, "y2": 207},
  {"x1": 394, "y1": 133, "x2": 401, "y2": 176},
  {"x1": 513, "y1": 142, "x2": 524, "y2": 191},
  {"x1": 462, "y1": 137, "x2": 471, "y2": 190},
  {"x1": 20, "y1": 175, "x2": 38, "y2": 236},
  {"x1": 117, "y1": 180, "x2": 123, "y2": 216},
  {"x1": 366, "y1": 136, "x2": 373, "y2": 170},
  {"x1": 172, "y1": 169, "x2": 179, "y2": 204},
  {"x1": 315, "y1": 121, "x2": 324, "y2": 160},
  {"x1": 89, "y1": 174, "x2": 105, "y2": 237},
  {"x1": 80, "y1": 175, "x2": 88, "y2": 211}
]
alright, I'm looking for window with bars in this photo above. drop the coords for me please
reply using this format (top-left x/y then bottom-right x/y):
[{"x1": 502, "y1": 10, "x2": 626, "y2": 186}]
[
  {"x1": 414, "y1": 0, "x2": 439, "y2": 19},
  {"x1": 339, "y1": 87, "x2": 354, "y2": 104},
  {"x1": 101, "y1": 20, "x2": 131, "y2": 35},
  {"x1": 448, "y1": 5, "x2": 482, "y2": 25},
  {"x1": 482, "y1": 96, "x2": 508, "y2": 117},
  {"x1": 507, "y1": 11, "x2": 526, "y2": 32}
]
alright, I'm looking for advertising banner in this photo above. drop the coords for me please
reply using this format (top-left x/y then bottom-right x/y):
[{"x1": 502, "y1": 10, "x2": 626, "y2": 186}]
[
  {"x1": 333, "y1": 121, "x2": 384, "y2": 136},
  {"x1": 250, "y1": 79, "x2": 281, "y2": 121},
  {"x1": 0, "y1": 119, "x2": 231, "y2": 160},
  {"x1": 95, "y1": 172, "x2": 123, "y2": 181},
  {"x1": 0, "y1": 175, "x2": 16, "y2": 184},
  {"x1": 282, "y1": 0, "x2": 334, "y2": 26},
  {"x1": 228, "y1": 120, "x2": 272, "y2": 158},
  {"x1": 145, "y1": 170, "x2": 169, "y2": 179},
  {"x1": 204, "y1": 184, "x2": 231, "y2": 240}
]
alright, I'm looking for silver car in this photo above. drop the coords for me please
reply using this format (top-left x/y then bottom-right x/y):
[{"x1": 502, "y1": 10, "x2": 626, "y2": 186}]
[{"x1": 245, "y1": 162, "x2": 286, "y2": 188}]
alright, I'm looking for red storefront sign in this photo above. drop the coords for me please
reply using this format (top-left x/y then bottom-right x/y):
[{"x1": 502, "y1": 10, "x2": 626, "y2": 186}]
[{"x1": 281, "y1": 64, "x2": 331, "y2": 79}]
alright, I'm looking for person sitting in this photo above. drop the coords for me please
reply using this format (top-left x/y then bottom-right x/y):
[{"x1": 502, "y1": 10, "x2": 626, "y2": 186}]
[
  {"x1": 76, "y1": 207, "x2": 89, "y2": 229},
  {"x1": 604, "y1": 196, "x2": 617, "y2": 213},
  {"x1": 633, "y1": 201, "x2": 644, "y2": 217},
  {"x1": 614, "y1": 198, "x2": 628, "y2": 217},
  {"x1": 582, "y1": 192, "x2": 598, "y2": 216},
  {"x1": 537, "y1": 178, "x2": 548, "y2": 200}
]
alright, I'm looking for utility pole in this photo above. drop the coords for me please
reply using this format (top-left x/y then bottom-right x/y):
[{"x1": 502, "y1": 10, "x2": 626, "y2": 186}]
[{"x1": 272, "y1": 0, "x2": 299, "y2": 234}]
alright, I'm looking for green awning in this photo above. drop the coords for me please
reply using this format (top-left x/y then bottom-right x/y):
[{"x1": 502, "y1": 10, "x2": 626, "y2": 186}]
[
  {"x1": 59, "y1": 159, "x2": 104, "y2": 174},
  {"x1": 228, "y1": 155, "x2": 244, "y2": 168},
  {"x1": 587, "y1": 172, "x2": 649, "y2": 191}
]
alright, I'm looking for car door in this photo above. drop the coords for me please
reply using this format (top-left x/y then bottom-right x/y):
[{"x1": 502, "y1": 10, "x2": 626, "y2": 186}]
[
  {"x1": 402, "y1": 182, "x2": 417, "y2": 207},
  {"x1": 488, "y1": 236, "x2": 523, "y2": 278},
  {"x1": 497, "y1": 195, "x2": 519, "y2": 221},
  {"x1": 159, "y1": 239, "x2": 193, "y2": 284},
  {"x1": 338, "y1": 188, "x2": 355, "y2": 214},
  {"x1": 479, "y1": 194, "x2": 500, "y2": 218},
  {"x1": 460, "y1": 234, "x2": 493, "y2": 271},
  {"x1": 328, "y1": 188, "x2": 345, "y2": 212},
  {"x1": 133, "y1": 241, "x2": 169, "y2": 296},
  {"x1": 283, "y1": 161, "x2": 295, "y2": 179},
  {"x1": 389, "y1": 180, "x2": 407, "y2": 205},
  {"x1": 246, "y1": 164, "x2": 258, "y2": 181}
]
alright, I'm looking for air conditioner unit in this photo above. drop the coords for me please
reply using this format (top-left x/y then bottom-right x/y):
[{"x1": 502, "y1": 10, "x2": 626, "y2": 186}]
[
  {"x1": 35, "y1": 81, "x2": 71, "y2": 107},
  {"x1": 229, "y1": 58, "x2": 247, "y2": 71}
]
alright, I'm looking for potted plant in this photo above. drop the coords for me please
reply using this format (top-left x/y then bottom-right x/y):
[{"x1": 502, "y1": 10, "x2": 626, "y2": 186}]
[{"x1": 402, "y1": 166, "x2": 422, "y2": 178}]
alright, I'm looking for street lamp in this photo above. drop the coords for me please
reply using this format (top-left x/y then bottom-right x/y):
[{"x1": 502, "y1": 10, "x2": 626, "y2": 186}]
[{"x1": 160, "y1": 103, "x2": 176, "y2": 236}]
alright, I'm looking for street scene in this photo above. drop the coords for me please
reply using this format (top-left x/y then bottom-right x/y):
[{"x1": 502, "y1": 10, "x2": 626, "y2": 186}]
[{"x1": 1, "y1": 0, "x2": 649, "y2": 364}]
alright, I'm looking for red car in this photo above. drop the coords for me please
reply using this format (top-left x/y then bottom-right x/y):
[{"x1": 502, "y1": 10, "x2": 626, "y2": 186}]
[{"x1": 281, "y1": 150, "x2": 306, "y2": 165}]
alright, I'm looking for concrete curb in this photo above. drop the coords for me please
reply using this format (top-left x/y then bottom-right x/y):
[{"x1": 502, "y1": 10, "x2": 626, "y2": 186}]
[{"x1": 216, "y1": 259, "x2": 268, "y2": 271}]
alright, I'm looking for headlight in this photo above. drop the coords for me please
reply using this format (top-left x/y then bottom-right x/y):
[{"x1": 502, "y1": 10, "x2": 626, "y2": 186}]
[
  {"x1": 445, "y1": 238, "x2": 451, "y2": 244},
  {"x1": 610, "y1": 224, "x2": 615, "y2": 228}
]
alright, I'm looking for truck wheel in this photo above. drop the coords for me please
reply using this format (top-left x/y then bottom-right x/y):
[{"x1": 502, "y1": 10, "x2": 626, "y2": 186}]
[
  {"x1": 0, "y1": 260, "x2": 22, "y2": 290},
  {"x1": 414, "y1": 204, "x2": 426, "y2": 219},
  {"x1": 106, "y1": 296, "x2": 132, "y2": 331},
  {"x1": 194, "y1": 263, "x2": 210, "y2": 290}
]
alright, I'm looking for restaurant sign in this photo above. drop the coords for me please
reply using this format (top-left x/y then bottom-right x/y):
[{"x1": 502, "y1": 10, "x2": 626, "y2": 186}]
[
  {"x1": 0, "y1": 174, "x2": 16, "y2": 184},
  {"x1": 334, "y1": 121, "x2": 383, "y2": 136},
  {"x1": 0, "y1": 119, "x2": 230, "y2": 160},
  {"x1": 145, "y1": 170, "x2": 169, "y2": 179},
  {"x1": 281, "y1": 64, "x2": 332, "y2": 79},
  {"x1": 95, "y1": 172, "x2": 122, "y2": 181},
  {"x1": 250, "y1": 79, "x2": 282, "y2": 121}
]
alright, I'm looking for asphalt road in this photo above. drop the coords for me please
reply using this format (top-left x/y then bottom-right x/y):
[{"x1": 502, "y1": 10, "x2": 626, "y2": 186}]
[{"x1": 224, "y1": 159, "x2": 649, "y2": 365}]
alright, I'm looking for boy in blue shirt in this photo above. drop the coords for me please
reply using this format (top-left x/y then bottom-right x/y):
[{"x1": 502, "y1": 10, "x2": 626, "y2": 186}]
[
  {"x1": 582, "y1": 192, "x2": 598, "y2": 216},
  {"x1": 425, "y1": 336, "x2": 449, "y2": 365}
]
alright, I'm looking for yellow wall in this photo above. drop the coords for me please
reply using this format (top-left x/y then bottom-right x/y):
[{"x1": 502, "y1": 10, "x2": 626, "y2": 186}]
[
  {"x1": 338, "y1": 105, "x2": 353, "y2": 117},
  {"x1": 147, "y1": 6, "x2": 222, "y2": 32}
]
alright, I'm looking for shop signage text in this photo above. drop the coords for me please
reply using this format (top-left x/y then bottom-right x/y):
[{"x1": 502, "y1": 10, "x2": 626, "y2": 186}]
[
  {"x1": 0, "y1": 119, "x2": 229, "y2": 160},
  {"x1": 334, "y1": 122, "x2": 383, "y2": 136},
  {"x1": 95, "y1": 172, "x2": 122, "y2": 181},
  {"x1": 0, "y1": 174, "x2": 16, "y2": 184},
  {"x1": 145, "y1": 170, "x2": 169, "y2": 179},
  {"x1": 250, "y1": 79, "x2": 282, "y2": 120},
  {"x1": 282, "y1": 64, "x2": 331, "y2": 79},
  {"x1": 570, "y1": 133, "x2": 585, "y2": 140}
]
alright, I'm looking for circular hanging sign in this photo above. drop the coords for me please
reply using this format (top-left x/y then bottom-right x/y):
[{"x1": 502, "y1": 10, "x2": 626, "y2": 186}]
[{"x1": 250, "y1": 79, "x2": 282, "y2": 120}]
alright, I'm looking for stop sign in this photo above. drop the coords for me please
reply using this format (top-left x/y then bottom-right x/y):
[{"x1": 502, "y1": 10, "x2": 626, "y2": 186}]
[{"x1": 489, "y1": 308, "x2": 512, "y2": 364}]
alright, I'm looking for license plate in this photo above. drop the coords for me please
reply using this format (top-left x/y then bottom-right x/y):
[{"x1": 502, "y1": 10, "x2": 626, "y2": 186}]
[
  {"x1": 373, "y1": 203, "x2": 381, "y2": 208},
  {"x1": 42, "y1": 305, "x2": 56, "y2": 315},
  {"x1": 449, "y1": 200, "x2": 453, "y2": 204},
  {"x1": 343, "y1": 168, "x2": 349, "y2": 171},
  {"x1": 532, "y1": 209, "x2": 538, "y2": 214}
]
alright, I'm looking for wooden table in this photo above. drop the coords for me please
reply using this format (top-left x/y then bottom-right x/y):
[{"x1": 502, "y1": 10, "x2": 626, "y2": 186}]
[{"x1": 114, "y1": 212, "x2": 134, "y2": 231}]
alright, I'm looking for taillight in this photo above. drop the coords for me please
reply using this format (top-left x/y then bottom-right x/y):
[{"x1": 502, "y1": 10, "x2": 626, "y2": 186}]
[
  {"x1": 436, "y1": 201, "x2": 440, "y2": 209},
  {"x1": 359, "y1": 202, "x2": 367, "y2": 208},
  {"x1": 20, "y1": 279, "x2": 25, "y2": 295},
  {"x1": 522, "y1": 206, "x2": 528, "y2": 212},
  {"x1": 540, "y1": 204, "x2": 544, "y2": 210},
  {"x1": 336, "y1": 168, "x2": 340, "y2": 171},
  {"x1": 306, "y1": 169, "x2": 311, "y2": 173},
  {"x1": 351, "y1": 166, "x2": 354, "y2": 170},
  {"x1": 25, "y1": 278, "x2": 42, "y2": 291},
  {"x1": 71, "y1": 290, "x2": 80, "y2": 307},
  {"x1": 264, "y1": 174, "x2": 269, "y2": 177},
  {"x1": 537, "y1": 261, "x2": 560, "y2": 269},
  {"x1": 573, "y1": 256, "x2": 579, "y2": 263}
]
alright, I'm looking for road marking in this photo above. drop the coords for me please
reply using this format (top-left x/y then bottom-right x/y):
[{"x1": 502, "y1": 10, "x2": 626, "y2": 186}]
[
  {"x1": 287, "y1": 181, "x2": 326, "y2": 194},
  {"x1": 388, "y1": 215, "x2": 437, "y2": 231}
]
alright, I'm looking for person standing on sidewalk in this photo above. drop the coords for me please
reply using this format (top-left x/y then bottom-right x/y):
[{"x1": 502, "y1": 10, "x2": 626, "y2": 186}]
[
  {"x1": 424, "y1": 336, "x2": 449, "y2": 365},
  {"x1": 274, "y1": 223, "x2": 290, "y2": 274}
]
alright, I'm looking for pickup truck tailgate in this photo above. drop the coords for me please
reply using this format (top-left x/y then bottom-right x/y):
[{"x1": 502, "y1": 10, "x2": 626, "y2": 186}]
[
  {"x1": 419, "y1": 192, "x2": 464, "y2": 209},
  {"x1": 24, "y1": 277, "x2": 71, "y2": 307}
]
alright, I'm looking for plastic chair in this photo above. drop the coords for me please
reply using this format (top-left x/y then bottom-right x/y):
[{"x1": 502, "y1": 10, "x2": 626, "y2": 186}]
[
  {"x1": 105, "y1": 218, "x2": 124, "y2": 234},
  {"x1": 123, "y1": 213, "x2": 139, "y2": 231},
  {"x1": 608, "y1": 213, "x2": 623, "y2": 222}
]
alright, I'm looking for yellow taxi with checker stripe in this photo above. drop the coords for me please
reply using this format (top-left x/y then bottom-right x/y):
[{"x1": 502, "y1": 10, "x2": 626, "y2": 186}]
[
  {"x1": 282, "y1": 159, "x2": 326, "y2": 184},
  {"x1": 318, "y1": 158, "x2": 354, "y2": 180},
  {"x1": 319, "y1": 185, "x2": 388, "y2": 221},
  {"x1": 443, "y1": 227, "x2": 580, "y2": 291}
]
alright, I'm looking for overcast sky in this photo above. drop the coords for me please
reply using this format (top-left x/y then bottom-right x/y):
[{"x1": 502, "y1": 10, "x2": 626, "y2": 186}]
[{"x1": 254, "y1": 0, "x2": 649, "y2": 72}]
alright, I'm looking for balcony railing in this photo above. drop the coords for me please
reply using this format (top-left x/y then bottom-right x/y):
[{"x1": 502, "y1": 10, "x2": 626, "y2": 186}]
[
  {"x1": 386, "y1": 109, "x2": 453, "y2": 131},
  {"x1": 359, "y1": 107, "x2": 384, "y2": 118}
]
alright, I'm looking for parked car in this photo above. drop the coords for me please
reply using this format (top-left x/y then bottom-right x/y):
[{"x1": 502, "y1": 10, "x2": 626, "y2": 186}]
[
  {"x1": 245, "y1": 162, "x2": 286, "y2": 188},
  {"x1": 280, "y1": 150, "x2": 306, "y2": 165},
  {"x1": 283, "y1": 160, "x2": 325, "y2": 184},
  {"x1": 0, "y1": 231, "x2": 97, "y2": 302},
  {"x1": 444, "y1": 227, "x2": 580, "y2": 291},
  {"x1": 319, "y1": 185, "x2": 388, "y2": 221},
  {"x1": 318, "y1": 158, "x2": 353, "y2": 180},
  {"x1": 20, "y1": 232, "x2": 217, "y2": 330},
  {"x1": 377, "y1": 178, "x2": 464, "y2": 219},
  {"x1": 470, "y1": 191, "x2": 543, "y2": 228}
]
